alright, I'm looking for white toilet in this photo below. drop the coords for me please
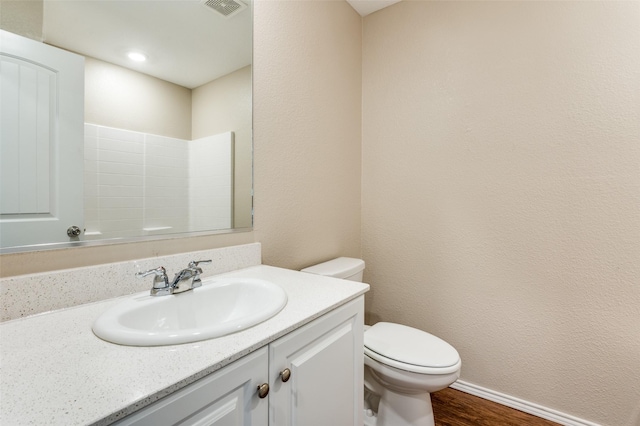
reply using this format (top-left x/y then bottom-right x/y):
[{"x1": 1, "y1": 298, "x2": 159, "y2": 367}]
[{"x1": 301, "y1": 257, "x2": 461, "y2": 426}]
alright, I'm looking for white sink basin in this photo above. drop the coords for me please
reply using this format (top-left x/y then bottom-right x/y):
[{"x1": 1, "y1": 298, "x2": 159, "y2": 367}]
[{"x1": 92, "y1": 277, "x2": 287, "y2": 346}]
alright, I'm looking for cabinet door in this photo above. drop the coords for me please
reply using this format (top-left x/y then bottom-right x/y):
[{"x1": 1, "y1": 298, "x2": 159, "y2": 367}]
[
  {"x1": 269, "y1": 297, "x2": 364, "y2": 426},
  {"x1": 114, "y1": 347, "x2": 268, "y2": 426}
]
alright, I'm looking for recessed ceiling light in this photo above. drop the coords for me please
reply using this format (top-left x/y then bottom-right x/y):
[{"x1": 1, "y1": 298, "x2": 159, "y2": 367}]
[{"x1": 127, "y1": 52, "x2": 147, "y2": 62}]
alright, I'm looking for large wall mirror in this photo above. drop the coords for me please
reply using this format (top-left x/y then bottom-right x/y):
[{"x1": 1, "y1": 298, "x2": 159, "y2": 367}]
[{"x1": 0, "y1": 0, "x2": 252, "y2": 253}]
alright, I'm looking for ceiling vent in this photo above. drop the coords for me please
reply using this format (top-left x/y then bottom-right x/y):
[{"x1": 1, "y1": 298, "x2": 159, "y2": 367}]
[{"x1": 202, "y1": 0, "x2": 247, "y2": 18}]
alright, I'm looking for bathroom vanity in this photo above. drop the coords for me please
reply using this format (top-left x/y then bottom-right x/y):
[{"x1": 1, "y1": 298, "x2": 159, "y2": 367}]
[
  {"x1": 115, "y1": 297, "x2": 363, "y2": 426},
  {"x1": 0, "y1": 262, "x2": 368, "y2": 425}
]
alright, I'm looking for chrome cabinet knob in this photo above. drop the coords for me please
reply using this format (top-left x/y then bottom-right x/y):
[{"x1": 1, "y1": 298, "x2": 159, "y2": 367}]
[
  {"x1": 280, "y1": 368, "x2": 291, "y2": 383},
  {"x1": 257, "y1": 383, "x2": 269, "y2": 398}
]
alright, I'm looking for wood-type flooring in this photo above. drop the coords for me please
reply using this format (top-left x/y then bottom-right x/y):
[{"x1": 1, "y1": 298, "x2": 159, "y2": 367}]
[{"x1": 431, "y1": 388, "x2": 561, "y2": 426}]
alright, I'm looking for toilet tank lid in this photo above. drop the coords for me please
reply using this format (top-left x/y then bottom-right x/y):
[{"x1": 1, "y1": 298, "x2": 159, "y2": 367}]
[{"x1": 300, "y1": 257, "x2": 365, "y2": 279}]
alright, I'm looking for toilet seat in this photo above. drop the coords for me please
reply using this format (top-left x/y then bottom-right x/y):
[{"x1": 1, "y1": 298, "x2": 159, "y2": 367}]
[{"x1": 364, "y1": 322, "x2": 461, "y2": 375}]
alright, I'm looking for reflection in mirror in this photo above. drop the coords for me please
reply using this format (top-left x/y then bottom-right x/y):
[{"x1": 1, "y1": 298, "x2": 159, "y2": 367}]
[{"x1": 0, "y1": 0, "x2": 252, "y2": 252}]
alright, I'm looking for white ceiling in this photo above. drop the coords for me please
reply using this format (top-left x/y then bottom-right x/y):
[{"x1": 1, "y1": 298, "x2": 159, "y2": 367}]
[
  {"x1": 346, "y1": 0, "x2": 402, "y2": 17},
  {"x1": 42, "y1": 0, "x2": 252, "y2": 89}
]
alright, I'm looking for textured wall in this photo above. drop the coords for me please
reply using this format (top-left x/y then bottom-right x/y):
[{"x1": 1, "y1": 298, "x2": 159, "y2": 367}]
[
  {"x1": 253, "y1": 0, "x2": 363, "y2": 269},
  {"x1": 362, "y1": 2, "x2": 640, "y2": 425},
  {"x1": 0, "y1": 0, "x2": 43, "y2": 41}
]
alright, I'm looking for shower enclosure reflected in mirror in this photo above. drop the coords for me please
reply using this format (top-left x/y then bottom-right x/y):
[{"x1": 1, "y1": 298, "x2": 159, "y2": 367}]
[{"x1": 0, "y1": 0, "x2": 252, "y2": 252}]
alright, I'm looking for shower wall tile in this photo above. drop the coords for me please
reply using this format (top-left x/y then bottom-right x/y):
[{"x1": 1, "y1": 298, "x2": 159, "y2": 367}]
[
  {"x1": 98, "y1": 149, "x2": 143, "y2": 165},
  {"x1": 99, "y1": 161, "x2": 143, "y2": 176},
  {"x1": 97, "y1": 174, "x2": 144, "y2": 188},
  {"x1": 84, "y1": 124, "x2": 100, "y2": 234},
  {"x1": 98, "y1": 185, "x2": 143, "y2": 199},
  {"x1": 96, "y1": 127, "x2": 145, "y2": 235},
  {"x1": 83, "y1": 124, "x2": 234, "y2": 238},
  {"x1": 144, "y1": 134, "x2": 189, "y2": 233}
]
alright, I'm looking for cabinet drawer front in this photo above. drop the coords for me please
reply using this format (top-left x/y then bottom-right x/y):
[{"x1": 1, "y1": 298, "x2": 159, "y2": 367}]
[
  {"x1": 269, "y1": 297, "x2": 364, "y2": 426},
  {"x1": 114, "y1": 347, "x2": 268, "y2": 426}
]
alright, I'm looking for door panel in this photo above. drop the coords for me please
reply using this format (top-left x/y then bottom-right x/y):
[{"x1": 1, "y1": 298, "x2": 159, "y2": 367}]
[{"x1": 1, "y1": 29, "x2": 84, "y2": 248}]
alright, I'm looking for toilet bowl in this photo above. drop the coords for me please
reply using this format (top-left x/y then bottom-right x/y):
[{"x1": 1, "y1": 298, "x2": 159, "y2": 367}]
[
  {"x1": 301, "y1": 257, "x2": 462, "y2": 426},
  {"x1": 363, "y1": 322, "x2": 461, "y2": 426}
]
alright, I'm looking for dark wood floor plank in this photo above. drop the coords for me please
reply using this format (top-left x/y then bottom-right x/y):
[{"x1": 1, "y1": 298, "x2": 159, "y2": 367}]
[{"x1": 432, "y1": 388, "x2": 560, "y2": 426}]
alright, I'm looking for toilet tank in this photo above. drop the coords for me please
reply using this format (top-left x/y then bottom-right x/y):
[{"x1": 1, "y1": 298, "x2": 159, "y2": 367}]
[{"x1": 300, "y1": 257, "x2": 365, "y2": 282}]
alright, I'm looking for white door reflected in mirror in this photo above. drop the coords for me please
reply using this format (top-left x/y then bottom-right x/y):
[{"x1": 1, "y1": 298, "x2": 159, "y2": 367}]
[{"x1": 0, "y1": 30, "x2": 84, "y2": 248}]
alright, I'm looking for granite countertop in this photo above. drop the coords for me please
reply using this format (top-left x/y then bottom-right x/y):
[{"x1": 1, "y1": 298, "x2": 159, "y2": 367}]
[{"x1": 0, "y1": 265, "x2": 369, "y2": 425}]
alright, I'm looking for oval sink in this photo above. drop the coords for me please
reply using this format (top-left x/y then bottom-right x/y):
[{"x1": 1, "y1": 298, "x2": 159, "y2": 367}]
[{"x1": 92, "y1": 278, "x2": 287, "y2": 346}]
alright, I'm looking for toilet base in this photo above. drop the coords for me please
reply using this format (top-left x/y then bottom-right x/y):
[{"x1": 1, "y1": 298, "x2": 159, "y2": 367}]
[
  {"x1": 379, "y1": 387, "x2": 435, "y2": 426},
  {"x1": 363, "y1": 408, "x2": 376, "y2": 426},
  {"x1": 364, "y1": 384, "x2": 435, "y2": 426}
]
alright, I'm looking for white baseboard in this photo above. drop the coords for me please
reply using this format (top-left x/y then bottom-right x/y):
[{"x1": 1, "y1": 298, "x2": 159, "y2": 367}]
[{"x1": 450, "y1": 380, "x2": 601, "y2": 426}]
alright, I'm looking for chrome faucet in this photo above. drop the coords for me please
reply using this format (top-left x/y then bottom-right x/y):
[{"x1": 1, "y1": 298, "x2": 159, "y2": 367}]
[
  {"x1": 171, "y1": 260, "x2": 212, "y2": 293},
  {"x1": 136, "y1": 260, "x2": 212, "y2": 296}
]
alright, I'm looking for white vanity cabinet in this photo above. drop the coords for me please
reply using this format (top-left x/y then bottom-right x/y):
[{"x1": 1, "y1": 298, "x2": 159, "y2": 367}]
[
  {"x1": 269, "y1": 297, "x2": 364, "y2": 426},
  {"x1": 114, "y1": 297, "x2": 364, "y2": 426},
  {"x1": 113, "y1": 347, "x2": 269, "y2": 426}
]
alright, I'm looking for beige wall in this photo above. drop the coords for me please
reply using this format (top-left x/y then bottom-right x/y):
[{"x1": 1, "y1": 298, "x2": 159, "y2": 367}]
[
  {"x1": 192, "y1": 66, "x2": 251, "y2": 140},
  {"x1": 362, "y1": 2, "x2": 640, "y2": 425},
  {"x1": 85, "y1": 57, "x2": 192, "y2": 140},
  {"x1": 193, "y1": 66, "x2": 253, "y2": 228},
  {"x1": 0, "y1": 0, "x2": 43, "y2": 41},
  {"x1": 252, "y1": 0, "x2": 362, "y2": 269}
]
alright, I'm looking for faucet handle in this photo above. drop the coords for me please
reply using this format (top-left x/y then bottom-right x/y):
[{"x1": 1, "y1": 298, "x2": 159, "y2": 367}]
[
  {"x1": 136, "y1": 266, "x2": 167, "y2": 280},
  {"x1": 187, "y1": 260, "x2": 211, "y2": 289},
  {"x1": 136, "y1": 266, "x2": 171, "y2": 296},
  {"x1": 188, "y1": 259, "x2": 212, "y2": 269}
]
